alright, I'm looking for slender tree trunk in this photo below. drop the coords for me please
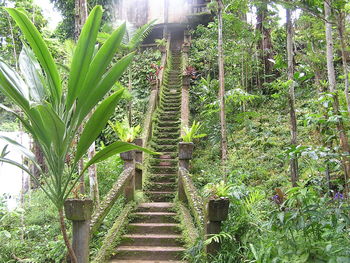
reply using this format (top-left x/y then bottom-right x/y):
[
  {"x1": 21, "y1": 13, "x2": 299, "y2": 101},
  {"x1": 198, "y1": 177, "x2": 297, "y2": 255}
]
[
  {"x1": 88, "y1": 144, "x2": 99, "y2": 207},
  {"x1": 286, "y1": 6, "x2": 298, "y2": 187},
  {"x1": 256, "y1": 0, "x2": 273, "y2": 90},
  {"x1": 59, "y1": 208, "x2": 78, "y2": 263},
  {"x1": 128, "y1": 68, "x2": 133, "y2": 126},
  {"x1": 324, "y1": 0, "x2": 350, "y2": 195},
  {"x1": 75, "y1": 0, "x2": 88, "y2": 41},
  {"x1": 337, "y1": 11, "x2": 350, "y2": 116},
  {"x1": 217, "y1": 0, "x2": 228, "y2": 172}
]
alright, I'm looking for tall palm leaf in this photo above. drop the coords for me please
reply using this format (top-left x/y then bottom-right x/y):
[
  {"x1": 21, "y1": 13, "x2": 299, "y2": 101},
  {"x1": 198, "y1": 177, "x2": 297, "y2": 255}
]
[{"x1": 0, "y1": 6, "x2": 156, "y2": 263}]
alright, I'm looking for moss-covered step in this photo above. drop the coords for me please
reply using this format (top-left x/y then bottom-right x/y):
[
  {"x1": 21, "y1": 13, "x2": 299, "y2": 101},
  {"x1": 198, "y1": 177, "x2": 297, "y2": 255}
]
[
  {"x1": 156, "y1": 121, "x2": 180, "y2": 128},
  {"x1": 147, "y1": 182, "x2": 177, "y2": 191},
  {"x1": 149, "y1": 158, "x2": 178, "y2": 167},
  {"x1": 147, "y1": 191, "x2": 176, "y2": 202},
  {"x1": 160, "y1": 98, "x2": 181, "y2": 104},
  {"x1": 127, "y1": 223, "x2": 181, "y2": 235},
  {"x1": 130, "y1": 211, "x2": 178, "y2": 224},
  {"x1": 152, "y1": 132, "x2": 180, "y2": 140},
  {"x1": 160, "y1": 101, "x2": 181, "y2": 107},
  {"x1": 121, "y1": 233, "x2": 184, "y2": 247},
  {"x1": 155, "y1": 126, "x2": 180, "y2": 134},
  {"x1": 152, "y1": 144, "x2": 178, "y2": 153},
  {"x1": 159, "y1": 106, "x2": 181, "y2": 112},
  {"x1": 150, "y1": 174, "x2": 177, "y2": 183},
  {"x1": 157, "y1": 115, "x2": 180, "y2": 122},
  {"x1": 150, "y1": 166, "x2": 177, "y2": 174},
  {"x1": 112, "y1": 245, "x2": 185, "y2": 261},
  {"x1": 136, "y1": 202, "x2": 174, "y2": 213},
  {"x1": 152, "y1": 138, "x2": 180, "y2": 146}
]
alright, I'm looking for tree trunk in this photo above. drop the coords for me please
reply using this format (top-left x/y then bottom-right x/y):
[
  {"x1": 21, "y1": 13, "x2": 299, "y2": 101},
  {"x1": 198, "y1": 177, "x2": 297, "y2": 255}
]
[
  {"x1": 217, "y1": 0, "x2": 228, "y2": 172},
  {"x1": 256, "y1": 0, "x2": 273, "y2": 90},
  {"x1": 337, "y1": 11, "x2": 350, "y2": 116},
  {"x1": 88, "y1": 143, "x2": 100, "y2": 207},
  {"x1": 324, "y1": 0, "x2": 350, "y2": 195},
  {"x1": 74, "y1": 0, "x2": 88, "y2": 41},
  {"x1": 59, "y1": 208, "x2": 78, "y2": 263},
  {"x1": 286, "y1": 6, "x2": 298, "y2": 187},
  {"x1": 75, "y1": 0, "x2": 89, "y2": 195}
]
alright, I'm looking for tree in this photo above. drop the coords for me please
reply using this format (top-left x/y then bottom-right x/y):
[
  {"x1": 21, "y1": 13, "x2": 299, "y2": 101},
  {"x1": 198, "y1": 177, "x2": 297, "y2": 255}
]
[
  {"x1": 324, "y1": 0, "x2": 350, "y2": 195},
  {"x1": 216, "y1": 0, "x2": 228, "y2": 171},
  {"x1": 255, "y1": 0, "x2": 274, "y2": 90},
  {"x1": 286, "y1": 2, "x2": 298, "y2": 186},
  {"x1": 334, "y1": 2, "x2": 350, "y2": 116},
  {"x1": 0, "y1": 6, "x2": 154, "y2": 262}
]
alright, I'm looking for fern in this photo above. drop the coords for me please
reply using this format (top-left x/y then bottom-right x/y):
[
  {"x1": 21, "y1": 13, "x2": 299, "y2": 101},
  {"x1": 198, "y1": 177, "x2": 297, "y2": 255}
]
[{"x1": 181, "y1": 121, "x2": 207, "y2": 142}]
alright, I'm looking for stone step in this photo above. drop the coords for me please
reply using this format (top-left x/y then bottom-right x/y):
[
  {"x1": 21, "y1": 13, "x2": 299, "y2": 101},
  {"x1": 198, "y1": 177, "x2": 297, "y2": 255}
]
[
  {"x1": 160, "y1": 106, "x2": 181, "y2": 112},
  {"x1": 147, "y1": 191, "x2": 176, "y2": 202},
  {"x1": 137, "y1": 202, "x2": 174, "y2": 213},
  {"x1": 148, "y1": 182, "x2": 177, "y2": 191},
  {"x1": 156, "y1": 121, "x2": 180, "y2": 128},
  {"x1": 112, "y1": 246, "x2": 185, "y2": 260},
  {"x1": 121, "y1": 234, "x2": 183, "y2": 247},
  {"x1": 150, "y1": 158, "x2": 178, "y2": 166},
  {"x1": 151, "y1": 144, "x2": 178, "y2": 153},
  {"x1": 131, "y1": 212, "x2": 178, "y2": 223},
  {"x1": 158, "y1": 116, "x2": 180, "y2": 122},
  {"x1": 154, "y1": 153, "x2": 176, "y2": 159},
  {"x1": 153, "y1": 132, "x2": 180, "y2": 139},
  {"x1": 160, "y1": 99, "x2": 181, "y2": 105},
  {"x1": 150, "y1": 166, "x2": 177, "y2": 174},
  {"x1": 150, "y1": 174, "x2": 177, "y2": 183},
  {"x1": 128, "y1": 223, "x2": 181, "y2": 235}
]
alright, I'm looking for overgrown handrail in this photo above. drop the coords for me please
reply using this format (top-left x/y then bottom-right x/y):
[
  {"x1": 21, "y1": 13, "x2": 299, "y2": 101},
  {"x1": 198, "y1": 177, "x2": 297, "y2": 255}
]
[
  {"x1": 179, "y1": 167, "x2": 206, "y2": 235},
  {"x1": 91, "y1": 202, "x2": 134, "y2": 263},
  {"x1": 90, "y1": 167, "x2": 133, "y2": 234}
]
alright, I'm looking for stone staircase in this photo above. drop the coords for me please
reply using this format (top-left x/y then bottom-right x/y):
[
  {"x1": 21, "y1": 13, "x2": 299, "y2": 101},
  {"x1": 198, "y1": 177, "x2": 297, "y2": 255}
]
[{"x1": 110, "y1": 50, "x2": 187, "y2": 263}]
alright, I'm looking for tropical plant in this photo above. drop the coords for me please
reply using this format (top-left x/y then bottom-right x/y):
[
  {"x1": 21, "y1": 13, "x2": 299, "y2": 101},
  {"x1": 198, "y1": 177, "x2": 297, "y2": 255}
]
[
  {"x1": 108, "y1": 118, "x2": 141, "y2": 143},
  {"x1": 0, "y1": 6, "x2": 155, "y2": 263},
  {"x1": 203, "y1": 180, "x2": 232, "y2": 198},
  {"x1": 181, "y1": 121, "x2": 207, "y2": 143},
  {"x1": 155, "y1": 38, "x2": 166, "y2": 47}
]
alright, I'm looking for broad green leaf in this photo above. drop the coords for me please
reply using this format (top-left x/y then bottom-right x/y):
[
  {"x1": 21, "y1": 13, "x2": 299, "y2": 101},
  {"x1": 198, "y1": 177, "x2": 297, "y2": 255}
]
[
  {"x1": 82, "y1": 141, "x2": 158, "y2": 174},
  {"x1": 75, "y1": 89, "x2": 124, "y2": 163},
  {"x1": 66, "y1": 6, "x2": 103, "y2": 110},
  {"x1": 19, "y1": 45, "x2": 46, "y2": 103},
  {"x1": 78, "y1": 53, "x2": 134, "y2": 122},
  {"x1": 6, "y1": 8, "x2": 61, "y2": 107},
  {"x1": 0, "y1": 60, "x2": 30, "y2": 111},
  {"x1": 77, "y1": 23, "x2": 126, "y2": 106},
  {"x1": 36, "y1": 104, "x2": 65, "y2": 155}
]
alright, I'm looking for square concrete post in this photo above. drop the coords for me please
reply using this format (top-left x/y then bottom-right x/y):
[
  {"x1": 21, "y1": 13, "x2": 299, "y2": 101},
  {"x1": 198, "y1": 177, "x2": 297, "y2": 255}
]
[
  {"x1": 205, "y1": 198, "x2": 230, "y2": 255},
  {"x1": 64, "y1": 199, "x2": 93, "y2": 263},
  {"x1": 178, "y1": 142, "x2": 194, "y2": 170},
  {"x1": 134, "y1": 138, "x2": 143, "y2": 190},
  {"x1": 120, "y1": 150, "x2": 135, "y2": 202}
]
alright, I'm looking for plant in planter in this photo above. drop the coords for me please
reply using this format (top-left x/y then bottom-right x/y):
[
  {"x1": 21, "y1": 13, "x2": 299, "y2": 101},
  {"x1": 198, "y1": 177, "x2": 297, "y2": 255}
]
[
  {"x1": 203, "y1": 180, "x2": 231, "y2": 221},
  {"x1": 179, "y1": 121, "x2": 206, "y2": 160},
  {"x1": 0, "y1": 6, "x2": 155, "y2": 263},
  {"x1": 155, "y1": 38, "x2": 167, "y2": 52},
  {"x1": 109, "y1": 118, "x2": 141, "y2": 160},
  {"x1": 147, "y1": 63, "x2": 163, "y2": 88}
]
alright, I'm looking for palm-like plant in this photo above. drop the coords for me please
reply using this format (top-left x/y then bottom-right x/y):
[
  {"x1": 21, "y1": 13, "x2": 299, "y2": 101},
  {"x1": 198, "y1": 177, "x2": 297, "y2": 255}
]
[
  {"x1": 108, "y1": 118, "x2": 141, "y2": 143},
  {"x1": 0, "y1": 6, "x2": 154, "y2": 262},
  {"x1": 181, "y1": 121, "x2": 207, "y2": 143}
]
